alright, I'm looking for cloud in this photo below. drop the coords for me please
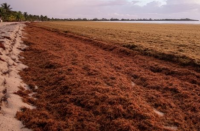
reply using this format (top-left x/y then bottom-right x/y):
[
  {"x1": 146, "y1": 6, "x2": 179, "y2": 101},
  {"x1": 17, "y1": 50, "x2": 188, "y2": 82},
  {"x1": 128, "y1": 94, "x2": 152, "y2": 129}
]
[
  {"x1": 96, "y1": 0, "x2": 129, "y2": 6},
  {"x1": 166, "y1": 0, "x2": 200, "y2": 4},
  {"x1": 132, "y1": 1, "x2": 140, "y2": 5},
  {"x1": 161, "y1": 3, "x2": 200, "y2": 14}
]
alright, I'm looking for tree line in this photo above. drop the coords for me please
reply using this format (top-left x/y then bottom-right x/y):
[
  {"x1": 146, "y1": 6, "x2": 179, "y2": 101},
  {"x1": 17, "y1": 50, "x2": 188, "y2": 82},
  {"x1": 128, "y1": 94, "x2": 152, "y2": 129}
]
[
  {"x1": 0, "y1": 3, "x2": 49, "y2": 22},
  {"x1": 52, "y1": 18, "x2": 199, "y2": 22}
]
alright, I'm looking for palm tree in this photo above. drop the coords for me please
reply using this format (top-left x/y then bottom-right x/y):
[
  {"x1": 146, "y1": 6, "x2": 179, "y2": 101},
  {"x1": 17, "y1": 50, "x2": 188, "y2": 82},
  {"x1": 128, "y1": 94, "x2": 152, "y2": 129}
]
[
  {"x1": 1, "y1": 3, "x2": 12, "y2": 13},
  {"x1": 23, "y1": 12, "x2": 28, "y2": 20},
  {"x1": 15, "y1": 11, "x2": 24, "y2": 21},
  {"x1": 0, "y1": 7, "x2": 6, "y2": 21},
  {"x1": 1, "y1": 3, "x2": 12, "y2": 21},
  {"x1": 0, "y1": 7, "x2": 5, "y2": 14}
]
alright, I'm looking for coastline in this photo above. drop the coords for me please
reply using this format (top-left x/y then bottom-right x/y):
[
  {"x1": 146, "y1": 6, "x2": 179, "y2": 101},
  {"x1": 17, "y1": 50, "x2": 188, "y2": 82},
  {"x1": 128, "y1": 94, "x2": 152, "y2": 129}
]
[
  {"x1": 0, "y1": 22, "x2": 199, "y2": 130},
  {"x1": 0, "y1": 22, "x2": 33, "y2": 131}
]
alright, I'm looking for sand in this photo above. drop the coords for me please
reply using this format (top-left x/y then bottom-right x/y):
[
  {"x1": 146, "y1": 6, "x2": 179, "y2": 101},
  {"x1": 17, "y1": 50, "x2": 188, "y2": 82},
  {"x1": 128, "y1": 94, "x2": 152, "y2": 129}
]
[{"x1": 0, "y1": 22, "x2": 33, "y2": 131}]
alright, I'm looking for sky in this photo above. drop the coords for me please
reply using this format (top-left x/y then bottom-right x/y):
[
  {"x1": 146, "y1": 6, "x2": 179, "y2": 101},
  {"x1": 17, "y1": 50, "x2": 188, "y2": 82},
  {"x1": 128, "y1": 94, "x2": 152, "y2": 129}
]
[{"x1": 0, "y1": 0, "x2": 200, "y2": 20}]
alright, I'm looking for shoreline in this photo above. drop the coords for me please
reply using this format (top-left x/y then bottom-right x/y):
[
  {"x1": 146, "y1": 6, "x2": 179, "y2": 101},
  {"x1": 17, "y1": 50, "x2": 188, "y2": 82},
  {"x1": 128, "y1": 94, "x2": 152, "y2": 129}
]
[{"x1": 0, "y1": 22, "x2": 33, "y2": 131}]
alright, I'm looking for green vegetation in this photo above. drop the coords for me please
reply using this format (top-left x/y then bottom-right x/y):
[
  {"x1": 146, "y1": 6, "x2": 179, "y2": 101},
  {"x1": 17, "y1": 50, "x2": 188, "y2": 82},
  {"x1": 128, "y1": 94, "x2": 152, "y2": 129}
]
[
  {"x1": 36, "y1": 21, "x2": 200, "y2": 67},
  {"x1": 0, "y1": 3, "x2": 49, "y2": 22}
]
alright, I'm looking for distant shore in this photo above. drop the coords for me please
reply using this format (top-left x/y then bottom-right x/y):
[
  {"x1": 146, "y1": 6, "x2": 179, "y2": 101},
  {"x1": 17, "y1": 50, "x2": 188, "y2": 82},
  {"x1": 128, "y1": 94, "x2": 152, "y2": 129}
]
[
  {"x1": 100, "y1": 21, "x2": 200, "y2": 24},
  {"x1": 62, "y1": 18, "x2": 199, "y2": 21}
]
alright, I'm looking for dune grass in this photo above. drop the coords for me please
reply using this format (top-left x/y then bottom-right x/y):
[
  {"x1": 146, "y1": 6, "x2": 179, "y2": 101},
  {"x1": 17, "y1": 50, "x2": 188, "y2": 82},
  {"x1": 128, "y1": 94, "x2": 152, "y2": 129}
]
[{"x1": 35, "y1": 21, "x2": 200, "y2": 66}]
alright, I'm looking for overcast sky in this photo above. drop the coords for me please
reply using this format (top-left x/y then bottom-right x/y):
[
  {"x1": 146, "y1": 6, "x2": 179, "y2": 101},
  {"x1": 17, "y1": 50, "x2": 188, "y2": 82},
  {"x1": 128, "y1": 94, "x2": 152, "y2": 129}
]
[{"x1": 0, "y1": 0, "x2": 200, "y2": 20}]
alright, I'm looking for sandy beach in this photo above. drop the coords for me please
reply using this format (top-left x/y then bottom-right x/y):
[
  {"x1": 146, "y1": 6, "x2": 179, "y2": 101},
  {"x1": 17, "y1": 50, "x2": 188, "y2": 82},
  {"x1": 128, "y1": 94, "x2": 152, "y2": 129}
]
[
  {"x1": 0, "y1": 22, "x2": 200, "y2": 130},
  {"x1": 0, "y1": 22, "x2": 33, "y2": 131},
  {"x1": 0, "y1": 0, "x2": 199, "y2": 130}
]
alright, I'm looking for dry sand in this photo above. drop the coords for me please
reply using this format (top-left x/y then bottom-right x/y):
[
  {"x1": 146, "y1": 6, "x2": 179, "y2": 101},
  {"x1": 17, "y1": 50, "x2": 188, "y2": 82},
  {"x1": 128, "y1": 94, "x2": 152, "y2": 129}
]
[{"x1": 0, "y1": 22, "x2": 33, "y2": 131}]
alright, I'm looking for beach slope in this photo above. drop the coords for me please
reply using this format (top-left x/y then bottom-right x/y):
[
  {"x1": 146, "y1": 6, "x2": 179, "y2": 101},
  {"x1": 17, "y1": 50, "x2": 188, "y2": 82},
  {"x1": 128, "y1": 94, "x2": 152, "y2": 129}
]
[{"x1": 0, "y1": 23, "x2": 33, "y2": 131}]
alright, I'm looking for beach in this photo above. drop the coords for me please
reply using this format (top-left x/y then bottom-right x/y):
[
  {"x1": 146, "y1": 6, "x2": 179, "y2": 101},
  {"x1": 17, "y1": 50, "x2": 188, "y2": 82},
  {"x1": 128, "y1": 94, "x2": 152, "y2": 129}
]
[
  {"x1": 0, "y1": 22, "x2": 200, "y2": 130},
  {"x1": 0, "y1": 22, "x2": 33, "y2": 131}
]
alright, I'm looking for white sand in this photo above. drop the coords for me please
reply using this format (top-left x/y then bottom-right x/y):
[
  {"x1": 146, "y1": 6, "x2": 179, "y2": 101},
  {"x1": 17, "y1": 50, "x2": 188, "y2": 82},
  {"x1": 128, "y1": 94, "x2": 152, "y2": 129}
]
[{"x1": 0, "y1": 22, "x2": 33, "y2": 131}]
